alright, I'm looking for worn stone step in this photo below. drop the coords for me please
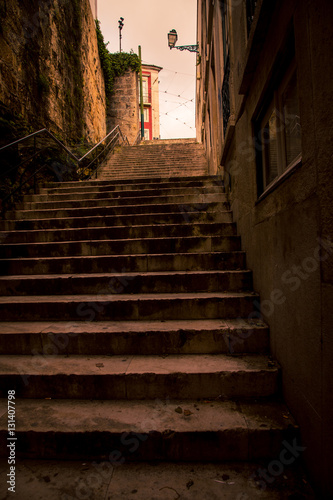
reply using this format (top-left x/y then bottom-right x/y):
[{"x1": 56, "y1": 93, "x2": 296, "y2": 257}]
[
  {"x1": 40, "y1": 177, "x2": 223, "y2": 195},
  {"x1": 100, "y1": 166, "x2": 207, "y2": 174},
  {"x1": 0, "y1": 235, "x2": 241, "y2": 259},
  {"x1": 0, "y1": 222, "x2": 236, "y2": 244},
  {"x1": 0, "y1": 398, "x2": 297, "y2": 460},
  {"x1": 106, "y1": 156, "x2": 206, "y2": 161},
  {"x1": 0, "y1": 251, "x2": 246, "y2": 275},
  {"x1": 43, "y1": 174, "x2": 219, "y2": 189},
  {"x1": 100, "y1": 172, "x2": 208, "y2": 180},
  {"x1": 105, "y1": 155, "x2": 206, "y2": 162},
  {"x1": 0, "y1": 292, "x2": 259, "y2": 321},
  {"x1": 0, "y1": 270, "x2": 253, "y2": 296},
  {"x1": 0, "y1": 210, "x2": 232, "y2": 232},
  {"x1": 0, "y1": 460, "x2": 314, "y2": 499},
  {"x1": 0, "y1": 354, "x2": 279, "y2": 399},
  {"x1": 6, "y1": 200, "x2": 228, "y2": 221},
  {"x1": 99, "y1": 171, "x2": 208, "y2": 180},
  {"x1": 19, "y1": 193, "x2": 224, "y2": 211},
  {"x1": 24, "y1": 185, "x2": 223, "y2": 203},
  {"x1": 111, "y1": 151, "x2": 205, "y2": 158},
  {"x1": 104, "y1": 155, "x2": 206, "y2": 161},
  {"x1": 0, "y1": 318, "x2": 269, "y2": 355}
]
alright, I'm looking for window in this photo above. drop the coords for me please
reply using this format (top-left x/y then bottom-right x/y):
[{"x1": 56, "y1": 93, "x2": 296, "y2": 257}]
[
  {"x1": 220, "y1": 0, "x2": 229, "y2": 70},
  {"x1": 220, "y1": 0, "x2": 230, "y2": 136},
  {"x1": 144, "y1": 108, "x2": 149, "y2": 122},
  {"x1": 142, "y1": 78, "x2": 150, "y2": 104},
  {"x1": 246, "y1": 0, "x2": 257, "y2": 36},
  {"x1": 222, "y1": 55, "x2": 230, "y2": 136},
  {"x1": 257, "y1": 62, "x2": 302, "y2": 193}
]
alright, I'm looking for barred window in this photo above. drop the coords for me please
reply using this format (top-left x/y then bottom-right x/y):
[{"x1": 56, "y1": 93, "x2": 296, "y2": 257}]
[{"x1": 257, "y1": 61, "x2": 302, "y2": 193}]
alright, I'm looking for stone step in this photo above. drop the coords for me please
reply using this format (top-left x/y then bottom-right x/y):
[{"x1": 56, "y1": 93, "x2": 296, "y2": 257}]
[
  {"x1": 97, "y1": 167, "x2": 207, "y2": 175},
  {"x1": 100, "y1": 165, "x2": 207, "y2": 172},
  {"x1": 0, "y1": 251, "x2": 246, "y2": 275},
  {"x1": 99, "y1": 170, "x2": 208, "y2": 179},
  {"x1": 40, "y1": 177, "x2": 223, "y2": 195},
  {"x1": 43, "y1": 174, "x2": 219, "y2": 189},
  {"x1": 0, "y1": 398, "x2": 297, "y2": 460},
  {"x1": 0, "y1": 210, "x2": 232, "y2": 232},
  {"x1": 105, "y1": 157, "x2": 206, "y2": 165},
  {"x1": 111, "y1": 147, "x2": 205, "y2": 154},
  {"x1": 0, "y1": 318, "x2": 269, "y2": 355},
  {"x1": 6, "y1": 200, "x2": 228, "y2": 221},
  {"x1": 0, "y1": 270, "x2": 253, "y2": 296},
  {"x1": 107, "y1": 154, "x2": 206, "y2": 158},
  {"x1": 0, "y1": 460, "x2": 314, "y2": 499},
  {"x1": 0, "y1": 235, "x2": 241, "y2": 258},
  {"x1": 0, "y1": 292, "x2": 259, "y2": 321},
  {"x1": 24, "y1": 185, "x2": 223, "y2": 203},
  {"x1": 19, "y1": 193, "x2": 224, "y2": 211},
  {"x1": 0, "y1": 222, "x2": 236, "y2": 244},
  {"x1": 0, "y1": 354, "x2": 279, "y2": 399},
  {"x1": 105, "y1": 152, "x2": 206, "y2": 159},
  {"x1": 106, "y1": 149, "x2": 205, "y2": 155},
  {"x1": 99, "y1": 171, "x2": 208, "y2": 179}
]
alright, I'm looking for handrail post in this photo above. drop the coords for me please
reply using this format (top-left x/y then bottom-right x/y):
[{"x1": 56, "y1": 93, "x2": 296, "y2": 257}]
[{"x1": 139, "y1": 46, "x2": 145, "y2": 140}]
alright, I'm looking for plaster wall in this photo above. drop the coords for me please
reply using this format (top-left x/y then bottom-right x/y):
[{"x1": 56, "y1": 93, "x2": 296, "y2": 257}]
[
  {"x1": 197, "y1": 0, "x2": 333, "y2": 496},
  {"x1": 89, "y1": 0, "x2": 97, "y2": 19},
  {"x1": 150, "y1": 67, "x2": 161, "y2": 140},
  {"x1": 224, "y1": 1, "x2": 333, "y2": 496}
]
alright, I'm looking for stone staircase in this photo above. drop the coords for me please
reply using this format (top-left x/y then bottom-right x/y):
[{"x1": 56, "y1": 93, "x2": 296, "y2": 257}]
[
  {"x1": 99, "y1": 140, "x2": 209, "y2": 180},
  {"x1": 0, "y1": 141, "x2": 297, "y2": 467}
]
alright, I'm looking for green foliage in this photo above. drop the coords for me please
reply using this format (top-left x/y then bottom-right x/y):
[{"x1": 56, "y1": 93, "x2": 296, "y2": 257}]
[
  {"x1": 95, "y1": 20, "x2": 140, "y2": 98},
  {"x1": 37, "y1": 73, "x2": 50, "y2": 94}
]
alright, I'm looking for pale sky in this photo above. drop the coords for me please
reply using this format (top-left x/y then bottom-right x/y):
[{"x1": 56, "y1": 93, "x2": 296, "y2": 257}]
[{"x1": 97, "y1": 0, "x2": 197, "y2": 139}]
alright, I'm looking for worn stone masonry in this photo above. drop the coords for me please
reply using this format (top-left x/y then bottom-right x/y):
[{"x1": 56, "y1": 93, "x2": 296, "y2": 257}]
[{"x1": 106, "y1": 69, "x2": 140, "y2": 145}]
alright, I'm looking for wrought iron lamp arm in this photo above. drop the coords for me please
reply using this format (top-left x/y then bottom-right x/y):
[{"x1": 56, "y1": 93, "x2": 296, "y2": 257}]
[{"x1": 170, "y1": 44, "x2": 199, "y2": 53}]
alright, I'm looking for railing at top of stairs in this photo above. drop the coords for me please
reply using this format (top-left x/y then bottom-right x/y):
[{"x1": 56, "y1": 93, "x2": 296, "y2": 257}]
[
  {"x1": 132, "y1": 130, "x2": 142, "y2": 146},
  {"x1": 0, "y1": 125, "x2": 130, "y2": 215}
]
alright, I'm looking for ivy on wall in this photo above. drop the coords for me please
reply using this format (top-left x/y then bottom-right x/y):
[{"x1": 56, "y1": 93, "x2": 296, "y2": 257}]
[{"x1": 95, "y1": 20, "x2": 140, "y2": 98}]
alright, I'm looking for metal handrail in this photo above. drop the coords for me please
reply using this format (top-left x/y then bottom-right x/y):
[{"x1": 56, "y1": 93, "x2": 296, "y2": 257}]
[
  {"x1": 0, "y1": 125, "x2": 128, "y2": 213},
  {"x1": 0, "y1": 128, "x2": 79, "y2": 161},
  {"x1": 132, "y1": 130, "x2": 142, "y2": 146}
]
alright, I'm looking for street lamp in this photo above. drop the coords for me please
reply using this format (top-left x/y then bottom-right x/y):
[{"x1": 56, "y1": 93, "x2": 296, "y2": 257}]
[
  {"x1": 118, "y1": 17, "x2": 124, "y2": 53},
  {"x1": 167, "y1": 29, "x2": 199, "y2": 53}
]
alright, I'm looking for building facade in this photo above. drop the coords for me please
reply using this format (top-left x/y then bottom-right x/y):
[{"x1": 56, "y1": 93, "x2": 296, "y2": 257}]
[
  {"x1": 141, "y1": 64, "x2": 162, "y2": 140},
  {"x1": 106, "y1": 64, "x2": 162, "y2": 144},
  {"x1": 196, "y1": 0, "x2": 333, "y2": 497}
]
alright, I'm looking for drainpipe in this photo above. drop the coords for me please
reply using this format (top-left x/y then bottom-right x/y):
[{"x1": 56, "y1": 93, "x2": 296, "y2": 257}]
[{"x1": 138, "y1": 45, "x2": 145, "y2": 140}]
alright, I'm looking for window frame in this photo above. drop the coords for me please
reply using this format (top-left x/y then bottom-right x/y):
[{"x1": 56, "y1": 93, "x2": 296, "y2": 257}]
[{"x1": 256, "y1": 59, "x2": 302, "y2": 196}]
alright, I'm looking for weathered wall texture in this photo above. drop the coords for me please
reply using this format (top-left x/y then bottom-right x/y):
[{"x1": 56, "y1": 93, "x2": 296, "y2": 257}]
[
  {"x1": 89, "y1": 0, "x2": 97, "y2": 19},
  {"x1": 197, "y1": 0, "x2": 333, "y2": 497},
  {"x1": 0, "y1": 0, "x2": 106, "y2": 145},
  {"x1": 107, "y1": 70, "x2": 139, "y2": 145}
]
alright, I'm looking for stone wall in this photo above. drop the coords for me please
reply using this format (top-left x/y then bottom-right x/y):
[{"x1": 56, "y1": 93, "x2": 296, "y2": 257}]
[
  {"x1": 0, "y1": 0, "x2": 106, "y2": 146},
  {"x1": 106, "y1": 69, "x2": 139, "y2": 145}
]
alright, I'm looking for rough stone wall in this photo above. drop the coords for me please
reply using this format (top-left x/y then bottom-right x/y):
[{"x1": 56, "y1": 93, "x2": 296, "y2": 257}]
[
  {"x1": 106, "y1": 70, "x2": 139, "y2": 145},
  {"x1": 0, "y1": 0, "x2": 106, "y2": 146}
]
